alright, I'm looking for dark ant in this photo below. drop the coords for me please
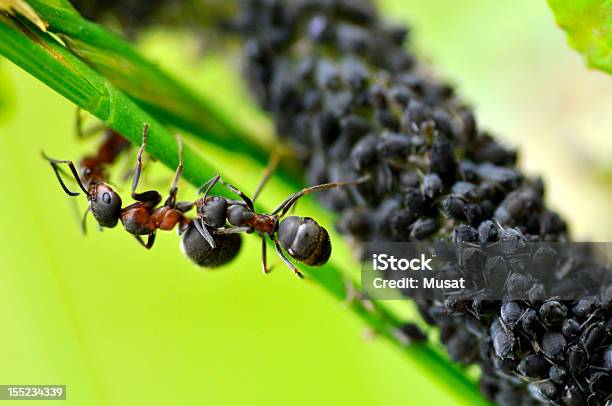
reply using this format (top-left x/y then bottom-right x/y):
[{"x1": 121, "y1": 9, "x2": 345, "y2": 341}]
[
  {"x1": 44, "y1": 124, "x2": 193, "y2": 249},
  {"x1": 187, "y1": 162, "x2": 369, "y2": 278}
]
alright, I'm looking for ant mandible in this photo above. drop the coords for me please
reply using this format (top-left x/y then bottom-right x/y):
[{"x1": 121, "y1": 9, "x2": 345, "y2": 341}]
[
  {"x1": 44, "y1": 123, "x2": 193, "y2": 249},
  {"x1": 187, "y1": 161, "x2": 369, "y2": 277}
]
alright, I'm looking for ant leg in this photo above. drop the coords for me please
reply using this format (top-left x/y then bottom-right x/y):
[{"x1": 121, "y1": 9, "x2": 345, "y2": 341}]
[
  {"x1": 261, "y1": 237, "x2": 273, "y2": 274},
  {"x1": 42, "y1": 152, "x2": 89, "y2": 196},
  {"x1": 165, "y1": 135, "x2": 184, "y2": 208},
  {"x1": 196, "y1": 174, "x2": 221, "y2": 197},
  {"x1": 272, "y1": 237, "x2": 303, "y2": 278},
  {"x1": 131, "y1": 124, "x2": 149, "y2": 199},
  {"x1": 75, "y1": 108, "x2": 105, "y2": 139},
  {"x1": 81, "y1": 206, "x2": 90, "y2": 235},
  {"x1": 252, "y1": 147, "x2": 284, "y2": 203},
  {"x1": 134, "y1": 233, "x2": 156, "y2": 249},
  {"x1": 212, "y1": 227, "x2": 252, "y2": 234},
  {"x1": 225, "y1": 184, "x2": 255, "y2": 211},
  {"x1": 127, "y1": 124, "x2": 160, "y2": 205},
  {"x1": 271, "y1": 175, "x2": 370, "y2": 218},
  {"x1": 193, "y1": 218, "x2": 216, "y2": 249},
  {"x1": 176, "y1": 201, "x2": 194, "y2": 213}
]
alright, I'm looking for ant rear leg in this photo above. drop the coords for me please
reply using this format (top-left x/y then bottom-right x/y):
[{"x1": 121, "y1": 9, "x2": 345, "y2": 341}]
[
  {"x1": 261, "y1": 237, "x2": 274, "y2": 274},
  {"x1": 42, "y1": 153, "x2": 89, "y2": 196},
  {"x1": 75, "y1": 108, "x2": 105, "y2": 139},
  {"x1": 134, "y1": 233, "x2": 156, "y2": 249},
  {"x1": 272, "y1": 237, "x2": 303, "y2": 278}
]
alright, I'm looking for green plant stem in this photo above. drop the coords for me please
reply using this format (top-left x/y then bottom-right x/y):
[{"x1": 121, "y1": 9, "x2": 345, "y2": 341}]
[
  {"x1": 0, "y1": 10, "x2": 489, "y2": 406},
  {"x1": 25, "y1": 0, "x2": 272, "y2": 164}
]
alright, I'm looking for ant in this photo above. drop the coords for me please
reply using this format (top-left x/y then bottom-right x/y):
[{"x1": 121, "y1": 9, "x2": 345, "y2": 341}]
[
  {"x1": 43, "y1": 110, "x2": 131, "y2": 231},
  {"x1": 187, "y1": 161, "x2": 369, "y2": 277},
  {"x1": 44, "y1": 123, "x2": 193, "y2": 249}
]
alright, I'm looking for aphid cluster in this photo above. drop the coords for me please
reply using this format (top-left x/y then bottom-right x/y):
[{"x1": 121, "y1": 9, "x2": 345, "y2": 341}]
[
  {"x1": 232, "y1": 0, "x2": 611, "y2": 404},
  {"x1": 70, "y1": 0, "x2": 170, "y2": 35},
  {"x1": 45, "y1": 118, "x2": 361, "y2": 276}
]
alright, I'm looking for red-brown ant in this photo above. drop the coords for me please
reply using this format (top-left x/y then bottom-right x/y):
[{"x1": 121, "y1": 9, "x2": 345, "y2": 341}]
[
  {"x1": 43, "y1": 111, "x2": 131, "y2": 230},
  {"x1": 186, "y1": 167, "x2": 369, "y2": 277},
  {"x1": 44, "y1": 124, "x2": 193, "y2": 249}
]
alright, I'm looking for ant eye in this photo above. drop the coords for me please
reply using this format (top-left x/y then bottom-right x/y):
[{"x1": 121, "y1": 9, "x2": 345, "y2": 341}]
[{"x1": 102, "y1": 192, "x2": 111, "y2": 204}]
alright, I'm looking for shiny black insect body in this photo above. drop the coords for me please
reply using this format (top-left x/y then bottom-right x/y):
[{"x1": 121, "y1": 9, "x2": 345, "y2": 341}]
[{"x1": 186, "y1": 168, "x2": 367, "y2": 277}]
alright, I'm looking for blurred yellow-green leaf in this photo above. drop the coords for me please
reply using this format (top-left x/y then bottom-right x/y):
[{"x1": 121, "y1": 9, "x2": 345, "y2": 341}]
[{"x1": 548, "y1": 0, "x2": 612, "y2": 74}]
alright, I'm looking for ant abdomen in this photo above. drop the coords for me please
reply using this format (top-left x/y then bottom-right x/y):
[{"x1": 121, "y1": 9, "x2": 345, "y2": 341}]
[
  {"x1": 278, "y1": 216, "x2": 331, "y2": 266},
  {"x1": 180, "y1": 222, "x2": 242, "y2": 268}
]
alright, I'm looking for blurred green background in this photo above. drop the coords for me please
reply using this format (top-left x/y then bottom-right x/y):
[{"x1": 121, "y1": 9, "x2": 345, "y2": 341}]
[{"x1": 0, "y1": 1, "x2": 610, "y2": 405}]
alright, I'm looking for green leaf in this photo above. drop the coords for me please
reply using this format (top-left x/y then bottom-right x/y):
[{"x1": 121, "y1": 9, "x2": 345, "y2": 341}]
[{"x1": 548, "y1": 0, "x2": 612, "y2": 74}]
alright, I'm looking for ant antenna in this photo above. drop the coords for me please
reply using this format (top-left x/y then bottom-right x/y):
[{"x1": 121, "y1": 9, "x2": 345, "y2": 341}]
[
  {"x1": 42, "y1": 152, "x2": 90, "y2": 197},
  {"x1": 272, "y1": 175, "x2": 371, "y2": 218},
  {"x1": 197, "y1": 174, "x2": 222, "y2": 197}
]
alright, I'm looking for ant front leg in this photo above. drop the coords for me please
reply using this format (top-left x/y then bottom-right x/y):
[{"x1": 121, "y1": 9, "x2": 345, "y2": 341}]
[
  {"x1": 164, "y1": 135, "x2": 184, "y2": 208},
  {"x1": 193, "y1": 218, "x2": 217, "y2": 249},
  {"x1": 129, "y1": 124, "x2": 161, "y2": 207},
  {"x1": 135, "y1": 233, "x2": 156, "y2": 249},
  {"x1": 225, "y1": 184, "x2": 255, "y2": 211},
  {"x1": 131, "y1": 123, "x2": 148, "y2": 198},
  {"x1": 197, "y1": 174, "x2": 221, "y2": 197}
]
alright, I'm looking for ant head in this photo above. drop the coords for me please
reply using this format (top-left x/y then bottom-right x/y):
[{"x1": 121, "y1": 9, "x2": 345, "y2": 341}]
[
  {"x1": 89, "y1": 183, "x2": 122, "y2": 228},
  {"x1": 278, "y1": 216, "x2": 331, "y2": 266},
  {"x1": 197, "y1": 196, "x2": 228, "y2": 228}
]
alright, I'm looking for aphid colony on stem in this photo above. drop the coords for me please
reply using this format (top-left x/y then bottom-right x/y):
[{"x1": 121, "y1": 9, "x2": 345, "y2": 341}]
[
  {"x1": 232, "y1": 0, "x2": 611, "y2": 403},
  {"x1": 43, "y1": 118, "x2": 365, "y2": 276}
]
